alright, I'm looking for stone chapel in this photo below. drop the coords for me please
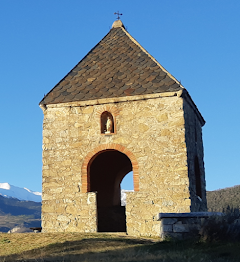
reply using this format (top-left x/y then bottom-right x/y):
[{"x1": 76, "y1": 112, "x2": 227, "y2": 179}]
[{"x1": 40, "y1": 19, "x2": 207, "y2": 237}]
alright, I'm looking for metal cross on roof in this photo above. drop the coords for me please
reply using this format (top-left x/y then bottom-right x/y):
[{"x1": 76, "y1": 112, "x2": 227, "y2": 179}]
[{"x1": 114, "y1": 11, "x2": 122, "y2": 20}]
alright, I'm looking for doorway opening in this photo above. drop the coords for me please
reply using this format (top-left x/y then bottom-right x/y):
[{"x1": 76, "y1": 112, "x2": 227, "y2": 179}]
[
  {"x1": 88, "y1": 149, "x2": 132, "y2": 232},
  {"x1": 120, "y1": 171, "x2": 134, "y2": 206}
]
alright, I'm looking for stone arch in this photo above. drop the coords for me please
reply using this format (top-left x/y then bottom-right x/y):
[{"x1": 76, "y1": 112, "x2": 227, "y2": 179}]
[
  {"x1": 95, "y1": 105, "x2": 120, "y2": 118},
  {"x1": 81, "y1": 144, "x2": 139, "y2": 193}
]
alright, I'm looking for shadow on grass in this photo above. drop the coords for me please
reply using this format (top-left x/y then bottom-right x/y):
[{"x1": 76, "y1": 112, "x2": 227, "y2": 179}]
[
  {"x1": 0, "y1": 237, "x2": 153, "y2": 262},
  {"x1": 1, "y1": 237, "x2": 240, "y2": 262}
]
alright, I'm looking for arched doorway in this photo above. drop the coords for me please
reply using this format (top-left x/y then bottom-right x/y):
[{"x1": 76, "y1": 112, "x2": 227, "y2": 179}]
[{"x1": 88, "y1": 149, "x2": 132, "y2": 232}]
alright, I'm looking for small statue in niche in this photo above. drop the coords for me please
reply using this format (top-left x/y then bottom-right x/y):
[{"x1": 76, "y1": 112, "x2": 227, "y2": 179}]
[
  {"x1": 105, "y1": 116, "x2": 113, "y2": 134},
  {"x1": 101, "y1": 111, "x2": 114, "y2": 134}
]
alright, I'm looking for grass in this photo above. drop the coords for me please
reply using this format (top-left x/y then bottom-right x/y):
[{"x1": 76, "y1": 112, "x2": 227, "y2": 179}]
[{"x1": 0, "y1": 233, "x2": 240, "y2": 262}]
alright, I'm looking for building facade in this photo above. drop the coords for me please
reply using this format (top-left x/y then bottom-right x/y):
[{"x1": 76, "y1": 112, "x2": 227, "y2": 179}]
[{"x1": 40, "y1": 20, "x2": 207, "y2": 236}]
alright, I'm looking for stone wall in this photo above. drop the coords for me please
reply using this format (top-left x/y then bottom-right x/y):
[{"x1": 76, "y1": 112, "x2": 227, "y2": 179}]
[
  {"x1": 41, "y1": 91, "x2": 206, "y2": 236},
  {"x1": 158, "y1": 212, "x2": 222, "y2": 240},
  {"x1": 41, "y1": 192, "x2": 97, "y2": 233},
  {"x1": 183, "y1": 95, "x2": 207, "y2": 211}
]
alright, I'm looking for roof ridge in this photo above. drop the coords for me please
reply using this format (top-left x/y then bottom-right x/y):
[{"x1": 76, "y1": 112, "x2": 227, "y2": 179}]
[{"x1": 119, "y1": 26, "x2": 184, "y2": 89}]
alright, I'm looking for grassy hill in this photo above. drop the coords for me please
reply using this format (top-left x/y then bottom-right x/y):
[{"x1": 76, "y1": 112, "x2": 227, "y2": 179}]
[
  {"x1": 0, "y1": 233, "x2": 240, "y2": 262},
  {"x1": 0, "y1": 195, "x2": 41, "y2": 232}
]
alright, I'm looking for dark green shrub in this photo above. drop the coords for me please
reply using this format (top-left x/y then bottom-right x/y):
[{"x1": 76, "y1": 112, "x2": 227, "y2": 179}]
[{"x1": 199, "y1": 214, "x2": 240, "y2": 242}]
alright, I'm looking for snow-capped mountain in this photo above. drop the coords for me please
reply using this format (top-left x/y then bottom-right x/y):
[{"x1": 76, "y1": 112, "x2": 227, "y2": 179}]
[
  {"x1": 121, "y1": 190, "x2": 134, "y2": 206},
  {"x1": 0, "y1": 183, "x2": 41, "y2": 202}
]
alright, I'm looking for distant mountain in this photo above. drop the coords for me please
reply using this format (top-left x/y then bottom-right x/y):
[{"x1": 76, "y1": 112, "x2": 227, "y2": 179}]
[
  {"x1": 0, "y1": 194, "x2": 41, "y2": 216},
  {"x1": 0, "y1": 183, "x2": 41, "y2": 202},
  {"x1": 0, "y1": 183, "x2": 42, "y2": 232},
  {"x1": 0, "y1": 194, "x2": 41, "y2": 232}
]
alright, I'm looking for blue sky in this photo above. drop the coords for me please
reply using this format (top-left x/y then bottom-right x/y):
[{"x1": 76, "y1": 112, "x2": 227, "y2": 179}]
[{"x1": 0, "y1": 0, "x2": 239, "y2": 193}]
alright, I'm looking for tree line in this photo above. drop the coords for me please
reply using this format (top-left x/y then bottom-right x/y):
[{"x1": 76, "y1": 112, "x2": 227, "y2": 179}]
[{"x1": 207, "y1": 185, "x2": 240, "y2": 215}]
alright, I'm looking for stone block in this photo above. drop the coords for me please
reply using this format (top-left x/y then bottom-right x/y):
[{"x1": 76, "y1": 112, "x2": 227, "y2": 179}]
[
  {"x1": 175, "y1": 220, "x2": 183, "y2": 224},
  {"x1": 161, "y1": 129, "x2": 172, "y2": 136},
  {"x1": 162, "y1": 200, "x2": 174, "y2": 207},
  {"x1": 138, "y1": 123, "x2": 149, "y2": 132},
  {"x1": 42, "y1": 194, "x2": 53, "y2": 201},
  {"x1": 113, "y1": 137, "x2": 130, "y2": 144},
  {"x1": 66, "y1": 205, "x2": 77, "y2": 215},
  {"x1": 50, "y1": 187, "x2": 63, "y2": 194},
  {"x1": 55, "y1": 205, "x2": 66, "y2": 213},
  {"x1": 57, "y1": 215, "x2": 71, "y2": 223},
  {"x1": 173, "y1": 224, "x2": 189, "y2": 233},
  {"x1": 42, "y1": 205, "x2": 55, "y2": 213},
  {"x1": 161, "y1": 218, "x2": 178, "y2": 225},
  {"x1": 82, "y1": 107, "x2": 93, "y2": 114},
  {"x1": 44, "y1": 182, "x2": 60, "y2": 188},
  {"x1": 157, "y1": 113, "x2": 168, "y2": 122},
  {"x1": 161, "y1": 224, "x2": 173, "y2": 232},
  {"x1": 188, "y1": 224, "x2": 201, "y2": 232}
]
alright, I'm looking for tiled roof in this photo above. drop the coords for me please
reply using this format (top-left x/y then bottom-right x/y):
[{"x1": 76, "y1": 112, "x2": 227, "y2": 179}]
[{"x1": 40, "y1": 20, "x2": 183, "y2": 106}]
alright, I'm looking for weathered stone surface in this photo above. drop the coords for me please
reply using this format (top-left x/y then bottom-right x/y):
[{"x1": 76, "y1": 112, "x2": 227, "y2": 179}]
[
  {"x1": 41, "y1": 89, "x2": 207, "y2": 236},
  {"x1": 161, "y1": 225, "x2": 173, "y2": 232},
  {"x1": 173, "y1": 224, "x2": 189, "y2": 233},
  {"x1": 158, "y1": 212, "x2": 224, "y2": 239},
  {"x1": 161, "y1": 218, "x2": 178, "y2": 225},
  {"x1": 157, "y1": 113, "x2": 168, "y2": 122},
  {"x1": 158, "y1": 212, "x2": 223, "y2": 219}
]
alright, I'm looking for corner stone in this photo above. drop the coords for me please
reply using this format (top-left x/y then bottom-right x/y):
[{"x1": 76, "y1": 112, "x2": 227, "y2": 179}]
[{"x1": 160, "y1": 224, "x2": 173, "y2": 232}]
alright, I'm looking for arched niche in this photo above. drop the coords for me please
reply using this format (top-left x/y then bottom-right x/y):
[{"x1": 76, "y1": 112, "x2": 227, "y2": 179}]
[{"x1": 101, "y1": 111, "x2": 114, "y2": 134}]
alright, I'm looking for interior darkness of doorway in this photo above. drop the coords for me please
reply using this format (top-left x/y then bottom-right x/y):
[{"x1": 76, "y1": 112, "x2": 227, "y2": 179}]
[{"x1": 89, "y1": 150, "x2": 132, "y2": 232}]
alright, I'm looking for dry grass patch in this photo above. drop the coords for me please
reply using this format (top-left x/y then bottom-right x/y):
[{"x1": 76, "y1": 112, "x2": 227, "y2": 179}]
[
  {"x1": 0, "y1": 233, "x2": 154, "y2": 261},
  {"x1": 0, "y1": 233, "x2": 240, "y2": 262},
  {"x1": 0, "y1": 233, "x2": 141, "y2": 255}
]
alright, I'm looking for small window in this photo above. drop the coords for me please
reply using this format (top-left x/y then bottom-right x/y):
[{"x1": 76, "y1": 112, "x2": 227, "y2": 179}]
[
  {"x1": 101, "y1": 111, "x2": 114, "y2": 134},
  {"x1": 194, "y1": 156, "x2": 202, "y2": 198}
]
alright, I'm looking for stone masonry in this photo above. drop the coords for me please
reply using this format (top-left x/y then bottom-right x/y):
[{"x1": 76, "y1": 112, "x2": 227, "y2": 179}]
[
  {"x1": 40, "y1": 20, "x2": 207, "y2": 237},
  {"x1": 158, "y1": 212, "x2": 223, "y2": 240}
]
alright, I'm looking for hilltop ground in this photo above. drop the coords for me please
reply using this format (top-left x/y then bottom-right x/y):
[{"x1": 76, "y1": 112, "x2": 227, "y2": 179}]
[{"x1": 0, "y1": 232, "x2": 240, "y2": 262}]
